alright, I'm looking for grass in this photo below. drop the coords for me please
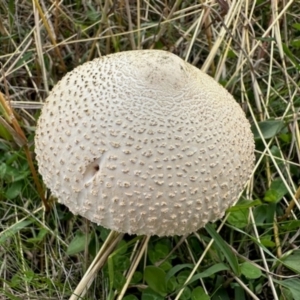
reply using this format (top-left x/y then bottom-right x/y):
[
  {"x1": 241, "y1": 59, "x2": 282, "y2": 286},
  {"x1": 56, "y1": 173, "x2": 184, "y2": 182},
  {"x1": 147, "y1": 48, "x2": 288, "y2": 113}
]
[{"x1": 1, "y1": 0, "x2": 300, "y2": 299}]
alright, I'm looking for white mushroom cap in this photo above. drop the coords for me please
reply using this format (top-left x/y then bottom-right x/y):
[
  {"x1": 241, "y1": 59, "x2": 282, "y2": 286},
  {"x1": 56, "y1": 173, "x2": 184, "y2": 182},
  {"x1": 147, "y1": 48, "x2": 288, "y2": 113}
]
[{"x1": 35, "y1": 50, "x2": 255, "y2": 236}]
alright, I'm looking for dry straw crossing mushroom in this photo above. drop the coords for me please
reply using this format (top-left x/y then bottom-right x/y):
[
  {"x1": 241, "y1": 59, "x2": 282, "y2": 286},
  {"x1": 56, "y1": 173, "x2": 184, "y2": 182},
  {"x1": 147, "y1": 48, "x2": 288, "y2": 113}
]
[{"x1": 35, "y1": 50, "x2": 255, "y2": 236}]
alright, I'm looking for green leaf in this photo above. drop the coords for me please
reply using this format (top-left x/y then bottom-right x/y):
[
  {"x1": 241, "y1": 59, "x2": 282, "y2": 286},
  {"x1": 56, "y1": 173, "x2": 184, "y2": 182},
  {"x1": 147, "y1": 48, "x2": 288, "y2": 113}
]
[
  {"x1": 264, "y1": 179, "x2": 288, "y2": 203},
  {"x1": 108, "y1": 251, "x2": 115, "y2": 298},
  {"x1": 281, "y1": 250, "x2": 300, "y2": 274},
  {"x1": 5, "y1": 181, "x2": 23, "y2": 199},
  {"x1": 205, "y1": 224, "x2": 240, "y2": 275},
  {"x1": 166, "y1": 264, "x2": 193, "y2": 282},
  {"x1": 253, "y1": 205, "x2": 268, "y2": 225},
  {"x1": 282, "y1": 44, "x2": 300, "y2": 70},
  {"x1": 123, "y1": 296, "x2": 139, "y2": 300},
  {"x1": 192, "y1": 287, "x2": 210, "y2": 300},
  {"x1": 0, "y1": 163, "x2": 6, "y2": 178},
  {"x1": 131, "y1": 271, "x2": 143, "y2": 284},
  {"x1": 113, "y1": 255, "x2": 130, "y2": 271},
  {"x1": 148, "y1": 241, "x2": 171, "y2": 264},
  {"x1": 15, "y1": 51, "x2": 33, "y2": 69},
  {"x1": 291, "y1": 39, "x2": 300, "y2": 48},
  {"x1": 227, "y1": 227, "x2": 284, "y2": 267},
  {"x1": 67, "y1": 231, "x2": 90, "y2": 255},
  {"x1": 142, "y1": 287, "x2": 165, "y2": 300},
  {"x1": 185, "y1": 264, "x2": 230, "y2": 286},
  {"x1": 0, "y1": 162, "x2": 30, "y2": 182},
  {"x1": 180, "y1": 286, "x2": 191, "y2": 300},
  {"x1": 1, "y1": 290, "x2": 22, "y2": 300},
  {"x1": 167, "y1": 276, "x2": 178, "y2": 293},
  {"x1": 252, "y1": 120, "x2": 284, "y2": 140},
  {"x1": 292, "y1": 23, "x2": 300, "y2": 31},
  {"x1": 10, "y1": 273, "x2": 21, "y2": 288},
  {"x1": 212, "y1": 287, "x2": 230, "y2": 300},
  {"x1": 116, "y1": 239, "x2": 128, "y2": 255},
  {"x1": 273, "y1": 278, "x2": 300, "y2": 299},
  {"x1": 107, "y1": 237, "x2": 140, "y2": 298},
  {"x1": 234, "y1": 285, "x2": 246, "y2": 300},
  {"x1": 144, "y1": 266, "x2": 167, "y2": 296},
  {"x1": 169, "y1": 263, "x2": 229, "y2": 296},
  {"x1": 99, "y1": 226, "x2": 110, "y2": 241},
  {"x1": 255, "y1": 37, "x2": 276, "y2": 42},
  {"x1": 280, "y1": 287, "x2": 294, "y2": 300},
  {"x1": 265, "y1": 203, "x2": 277, "y2": 224},
  {"x1": 280, "y1": 220, "x2": 300, "y2": 231},
  {"x1": 86, "y1": 4, "x2": 100, "y2": 21},
  {"x1": 0, "y1": 123, "x2": 13, "y2": 141},
  {"x1": 177, "y1": 270, "x2": 190, "y2": 285},
  {"x1": 0, "y1": 219, "x2": 34, "y2": 245},
  {"x1": 227, "y1": 49, "x2": 236, "y2": 58},
  {"x1": 227, "y1": 199, "x2": 261, "y2": 212},
  {"x1": 279, "y1": 132, "x2": 292, "y2": 144},
  {"x1": 24, "y1": 269, "x2": 35, "y2": 283},
  {"x1": 227, "y1": 209, "x2": 249, "y2": 229},
  {"x1": 113, "y1": 271, "x2": 126, "y2": 290},
  {"x1": 8, "y1": 0, "x2": 16, "y2": 27},
  {"x1": 27, "y1": 228, "x2": 48, "y2": 243},
  {"x1": 159, "y1": 260, "x2": 172, "y2": 272},
  {"x1": 240, "y1": 262, "x2": 262, "y2": 279},
  {"x1": 155, "y1": 242, "x2": 170, "y2": 257},
  {"x1": 260, "y1": 236, "x2": 276, "y2": 248}
]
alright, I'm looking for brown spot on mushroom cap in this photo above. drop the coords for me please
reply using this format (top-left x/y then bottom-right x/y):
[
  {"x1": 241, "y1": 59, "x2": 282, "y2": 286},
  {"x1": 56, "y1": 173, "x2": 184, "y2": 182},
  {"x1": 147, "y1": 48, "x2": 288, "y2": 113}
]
[{"x1": 35, "y1": 50, "x2": 255, "y2": 236}]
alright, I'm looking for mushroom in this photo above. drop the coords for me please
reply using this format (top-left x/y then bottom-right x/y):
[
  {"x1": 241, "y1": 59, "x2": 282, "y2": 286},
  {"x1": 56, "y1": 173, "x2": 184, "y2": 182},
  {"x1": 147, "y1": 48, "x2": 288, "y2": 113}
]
[{"x1": 35, "y1": 50, "x2": 255, "y2": 236}]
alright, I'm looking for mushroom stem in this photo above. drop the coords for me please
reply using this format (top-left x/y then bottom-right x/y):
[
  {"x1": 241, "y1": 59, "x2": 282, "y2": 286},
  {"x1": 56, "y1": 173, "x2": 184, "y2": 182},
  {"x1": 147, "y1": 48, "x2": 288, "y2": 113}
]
[{"x1": 70, "y1": 230, "x2": 124, "y2": 300}]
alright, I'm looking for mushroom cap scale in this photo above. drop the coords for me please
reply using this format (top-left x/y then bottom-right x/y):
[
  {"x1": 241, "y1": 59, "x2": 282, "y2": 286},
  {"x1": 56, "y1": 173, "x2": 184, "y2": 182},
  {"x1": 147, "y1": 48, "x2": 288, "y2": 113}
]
[{"x1": 35, "y1": 50, "x2": 255, "y2": 236}]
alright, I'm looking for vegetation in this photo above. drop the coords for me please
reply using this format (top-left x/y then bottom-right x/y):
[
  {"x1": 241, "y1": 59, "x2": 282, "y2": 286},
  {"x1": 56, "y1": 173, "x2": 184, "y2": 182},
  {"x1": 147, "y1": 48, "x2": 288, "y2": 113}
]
[{"x1": 0, "y1": 0, "x2": 300, "y2": 299}]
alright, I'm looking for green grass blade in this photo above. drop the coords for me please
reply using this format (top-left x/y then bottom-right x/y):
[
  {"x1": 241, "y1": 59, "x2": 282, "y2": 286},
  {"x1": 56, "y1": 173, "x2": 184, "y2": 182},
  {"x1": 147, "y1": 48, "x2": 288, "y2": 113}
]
[{"x1": 205, "y1": 223, "x2": 240, "y2": 275}]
